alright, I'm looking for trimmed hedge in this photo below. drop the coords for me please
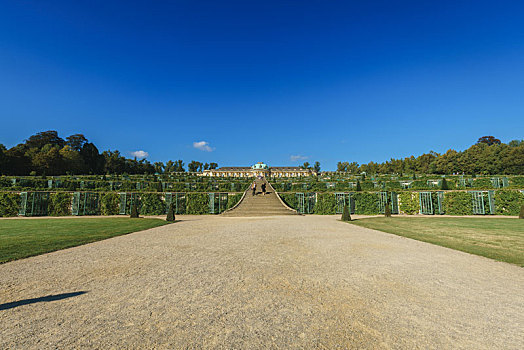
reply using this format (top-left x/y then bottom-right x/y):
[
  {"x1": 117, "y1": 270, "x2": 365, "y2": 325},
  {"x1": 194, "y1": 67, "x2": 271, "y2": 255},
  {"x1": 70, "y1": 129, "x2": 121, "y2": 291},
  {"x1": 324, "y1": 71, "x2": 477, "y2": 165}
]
[
  {"x1": 443, "y1": 191, "x2": 472, "y2": 215},
  {"x1": 48, "y1": 192, "x2": 72, "y2": 216},
  {"x1": 100, "y1": 192, "x2": 119, "y2": 215},
  {"x1": 495, "y1": 190, "x2": 524, "y2": 216},
  {"x1": 399, "y1": 192, "x2": 419, "y2": 215},
  {"x1": 186, "y1": 193, "x2": 209, "y2": 214},
  {"x1": 0, "y1": 192, "x2": 20, "y2": 217}
]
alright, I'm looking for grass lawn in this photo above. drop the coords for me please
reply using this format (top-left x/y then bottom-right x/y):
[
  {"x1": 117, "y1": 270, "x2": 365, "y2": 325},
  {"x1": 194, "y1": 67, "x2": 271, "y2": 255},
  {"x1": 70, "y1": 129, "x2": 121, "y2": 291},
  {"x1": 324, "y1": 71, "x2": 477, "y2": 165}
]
[
  {"x1": 349, "y1": 217, "x2": 524, "y2": 266},
  {"x1": 0, "y1": 218, "x2": 169, "y2": 263}
]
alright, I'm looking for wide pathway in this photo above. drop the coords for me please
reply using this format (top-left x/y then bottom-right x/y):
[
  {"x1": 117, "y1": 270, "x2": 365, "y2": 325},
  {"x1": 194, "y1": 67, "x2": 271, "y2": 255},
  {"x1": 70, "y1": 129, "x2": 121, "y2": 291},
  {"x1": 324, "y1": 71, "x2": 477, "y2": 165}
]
[{"x1": 1, "y1": 216, "x2": 523, "y2": 349}]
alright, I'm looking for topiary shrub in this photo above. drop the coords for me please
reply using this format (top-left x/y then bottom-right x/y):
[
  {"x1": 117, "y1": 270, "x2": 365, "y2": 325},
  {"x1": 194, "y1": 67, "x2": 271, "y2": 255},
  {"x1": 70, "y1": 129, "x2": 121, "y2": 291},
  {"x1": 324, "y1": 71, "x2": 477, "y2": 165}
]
[
  {"x1": 166, "y1": 203, "x2": 175, "y2": 221},
  {"x1": 130, "y1": 204, "x2": 139, "y2": 218},
  {"x1": 341, "y1": 205, "x2": 351, "y2": 221},
  {"x1": 440, "y1": 178, "x2": 449, "y2": 190},
  {"x1": 385, "y1": 202, "x2": 391, "y2": 217},
  {"x1": 355, "y1": 179, "x2": 362, "y2": 191},
  {"x1": 519, "y1": 205, "x2": 524, "y2": 219}
]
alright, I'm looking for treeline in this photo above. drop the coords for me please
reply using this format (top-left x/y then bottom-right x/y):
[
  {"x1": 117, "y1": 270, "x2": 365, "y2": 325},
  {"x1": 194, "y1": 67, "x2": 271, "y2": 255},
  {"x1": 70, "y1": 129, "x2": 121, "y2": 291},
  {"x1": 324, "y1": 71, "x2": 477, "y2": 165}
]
[
  {"x1": 337, "y1": 136, "x2": 524, "y2": 175},
  {"x1": 0, "y1": 131, "x2": 217, "y2": 176}
]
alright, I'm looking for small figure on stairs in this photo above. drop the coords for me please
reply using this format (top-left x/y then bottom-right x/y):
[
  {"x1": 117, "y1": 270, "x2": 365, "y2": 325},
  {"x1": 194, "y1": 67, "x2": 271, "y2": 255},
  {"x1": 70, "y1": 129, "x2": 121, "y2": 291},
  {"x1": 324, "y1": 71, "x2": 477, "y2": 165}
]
[
  {"x1": 252, "y1": 182, "x2": 257, "y2": 196},
  {"x1": 261, "y1": 183, "x2": 266, "y2": 195}
]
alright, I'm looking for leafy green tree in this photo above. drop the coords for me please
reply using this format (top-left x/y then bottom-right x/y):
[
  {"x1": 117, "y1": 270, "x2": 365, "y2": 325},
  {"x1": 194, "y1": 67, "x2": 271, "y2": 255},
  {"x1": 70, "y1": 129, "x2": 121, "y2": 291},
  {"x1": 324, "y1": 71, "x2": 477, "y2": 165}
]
[
  {"x1": 65, "y1": 134, "x2": 88, "y2": 151},
  {"x1": 301, "y1": 162, "x2": 310, "y2": 169},
  {"x1": 209, "y1": 162, "x2": 218, "y2": 169},
  {"x1": 477, "y1": 136, "x2": 501, "y2": 146},
  {"x1": 313, "y1": 161, "x2": 321, "y2": 173},
  {"x1": 440, "y1": 178, "x2": 449, "y2": 190},
  {"x1": 355, "y1": 179, "x2": 362, "y2": 191},
  {"x1": 188, "y1": 160, "x2": 203, "y2": 172}
]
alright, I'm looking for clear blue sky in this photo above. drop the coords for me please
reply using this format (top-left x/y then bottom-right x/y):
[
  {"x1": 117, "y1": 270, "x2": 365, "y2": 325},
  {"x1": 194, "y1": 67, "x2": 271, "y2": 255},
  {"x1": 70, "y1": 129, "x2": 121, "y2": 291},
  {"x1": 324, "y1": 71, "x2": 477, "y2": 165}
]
[{"x1": 1, "y1": 1, "x2": 523, "y2": 170}]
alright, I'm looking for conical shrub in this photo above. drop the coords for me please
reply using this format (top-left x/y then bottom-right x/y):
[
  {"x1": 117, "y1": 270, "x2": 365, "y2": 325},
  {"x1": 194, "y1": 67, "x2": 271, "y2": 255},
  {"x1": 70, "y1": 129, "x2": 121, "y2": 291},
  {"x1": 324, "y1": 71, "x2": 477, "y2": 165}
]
[
  {"x1": 166, "y1": 203, "x2": 175, "y2": 222},
  {"x1": 341, "y1": 205, "x2": 351, "y2": 221},
  {"x1": 355, "y1": 179, "x2": 362, "y2": 192},
  {"x1": 519, "y1": 205, "x2": 524, "y2": 219},
  {"x1": 440, "y1": 178, "x2": 449, "y2": 190},
  {"x1": 130, "y1": 204, "x2": 139, "y2": 218},
  {"x1": 385, "y1": 202, "x2": 392, "y2": 217}
]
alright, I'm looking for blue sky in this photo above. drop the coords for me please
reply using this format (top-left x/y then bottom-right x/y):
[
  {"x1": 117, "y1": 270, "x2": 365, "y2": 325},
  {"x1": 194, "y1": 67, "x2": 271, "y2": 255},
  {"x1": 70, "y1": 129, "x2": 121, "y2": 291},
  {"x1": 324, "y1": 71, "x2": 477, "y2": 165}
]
[{"x1": 0, "y1": 0, "x2": 523, "y2": 170}]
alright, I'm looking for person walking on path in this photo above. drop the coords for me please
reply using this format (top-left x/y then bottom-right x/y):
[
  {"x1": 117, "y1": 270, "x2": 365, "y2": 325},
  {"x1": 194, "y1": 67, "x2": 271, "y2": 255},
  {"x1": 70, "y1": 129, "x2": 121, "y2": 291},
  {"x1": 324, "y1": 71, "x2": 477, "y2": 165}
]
[
  {"x1": 252, "y1": 182, "x2": 257, "y2": 196},
  {"x1": 261, "y1": 183, "x2": 266, "y2": 195}
]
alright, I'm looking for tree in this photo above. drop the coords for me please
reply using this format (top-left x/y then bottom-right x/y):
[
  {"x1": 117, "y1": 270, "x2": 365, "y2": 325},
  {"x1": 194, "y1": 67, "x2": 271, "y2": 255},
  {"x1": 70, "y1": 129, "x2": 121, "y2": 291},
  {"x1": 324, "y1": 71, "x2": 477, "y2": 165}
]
[
  {"x1": 188, "y1": 160, "x2": 203, "y2": 172},
  {"x1": 519, "y1": 205, "x2": 524, "y2": 219},
  {"x1": 204, "y1": 163, "x2": 210, "y2": 170},
  {"x1": 337, "y1": 161, "x2": 348, "y2": 172},
  {"x1": 59, "y1": 145, "x2": 85, "y2": 174},
  {"x1": 355, "y1": 179, "x2": 362, "y2": 191},
  {"x1": 25, "y1": 130, "x2": 64, "y2": 149},
  {"x1": 153, "y1": 162, "x2": 164, "y2": 174},
  {"x1": 477, "y1": 136, "x2": 501, "y2": 146},
  {"x1": 80, "y1": 143, "x2": 105, "y2": 174},
  {"x1": 313, "y1": 161, "x2": 321, "y2": 173},
  {"x1": 66, "y1": 134, "x2": 88, "y2": 151},
  {"x1": 301, "y1": 162, "x2": 310, "y2": 169},
  {"x1": 209, "y1": 162, "x2": 218, "y2": 169}
]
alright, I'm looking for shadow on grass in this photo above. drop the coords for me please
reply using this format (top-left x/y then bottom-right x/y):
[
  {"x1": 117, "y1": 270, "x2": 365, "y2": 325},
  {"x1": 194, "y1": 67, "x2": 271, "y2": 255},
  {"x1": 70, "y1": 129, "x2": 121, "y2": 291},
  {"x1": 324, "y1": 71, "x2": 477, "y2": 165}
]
[{"x1": 0, "y1": 291, "x2": 87, "y2": 311}]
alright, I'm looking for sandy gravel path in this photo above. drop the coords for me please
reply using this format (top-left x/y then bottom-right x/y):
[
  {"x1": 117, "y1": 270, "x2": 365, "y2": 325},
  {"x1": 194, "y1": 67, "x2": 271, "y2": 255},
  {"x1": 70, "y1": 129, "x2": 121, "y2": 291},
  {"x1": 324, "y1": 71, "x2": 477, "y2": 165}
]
[{"x1": 1, "y1": 215, "x2": 523, "y2": 349}]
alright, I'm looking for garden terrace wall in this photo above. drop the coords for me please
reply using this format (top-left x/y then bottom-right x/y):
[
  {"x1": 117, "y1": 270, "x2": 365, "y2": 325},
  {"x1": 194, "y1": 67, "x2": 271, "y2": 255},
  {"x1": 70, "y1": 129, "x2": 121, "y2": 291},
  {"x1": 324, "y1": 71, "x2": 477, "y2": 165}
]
[
  {"x1": 276, "y1": 189, "x2": 524, "y2": 216},
  {"x1": 0, "y1": 191, "x2": 244, "y2": 217}
]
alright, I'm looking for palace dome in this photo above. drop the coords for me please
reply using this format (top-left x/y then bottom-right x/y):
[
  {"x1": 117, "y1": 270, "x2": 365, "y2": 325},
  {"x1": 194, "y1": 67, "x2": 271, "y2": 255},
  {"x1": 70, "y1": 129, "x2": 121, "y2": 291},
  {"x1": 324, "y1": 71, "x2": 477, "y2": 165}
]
[{"x1": 251, "y1": 162, "x2": 269, "y2": 170}]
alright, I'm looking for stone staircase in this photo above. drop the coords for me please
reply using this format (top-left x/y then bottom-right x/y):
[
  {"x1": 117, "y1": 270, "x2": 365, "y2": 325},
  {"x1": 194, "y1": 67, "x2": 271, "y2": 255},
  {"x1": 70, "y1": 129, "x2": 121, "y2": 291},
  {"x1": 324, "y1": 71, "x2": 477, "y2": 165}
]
[{"x1": 222, "y1": 178, "x2": 298, "y2": 217}]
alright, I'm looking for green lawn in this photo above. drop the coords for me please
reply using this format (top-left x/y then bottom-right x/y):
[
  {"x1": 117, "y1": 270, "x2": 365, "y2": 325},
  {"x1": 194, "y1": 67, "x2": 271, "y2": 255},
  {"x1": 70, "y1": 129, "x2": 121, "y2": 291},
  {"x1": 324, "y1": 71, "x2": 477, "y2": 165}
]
[
  {"x1": 349, "y1": 217, "x2": 524, "y2": 266},
  {"x1": 0, "y1": 218, "x2": 169, "y2": 263}
]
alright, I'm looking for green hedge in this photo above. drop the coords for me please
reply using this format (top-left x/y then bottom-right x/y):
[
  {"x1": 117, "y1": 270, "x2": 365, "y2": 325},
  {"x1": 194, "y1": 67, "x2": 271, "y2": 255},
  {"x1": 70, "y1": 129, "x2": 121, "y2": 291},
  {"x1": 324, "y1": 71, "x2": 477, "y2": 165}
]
[
  {"x1": 353, "y1": 192, "x2": 379, "y2": 214},
  {"x1": 443, "y1": 191, "x2": 472, "y2": 215},
  {"x1": 399, "y1": 192, "x2": 419, "y2": 215},
  {"x1": 140, "y1": 193, "x2": 165, "y2": 215},
  {"x1": 226, "y1": 193, "x2": 243, "y2": 210},
  {"x1": 495, "y1": 190, "x2": 524, "y2": 216},
  {"x1": 0, "y1": 192, "x2": 20, "y2": 217},
  {"x1": 314, "y1": 193, "x2": 336, "y2": 214},
  {"x1": 186, "y1": 193, "x2": 209, "y2": 214},
  {"x1": 100, "y1": 192, "x2": 120, "y2": 215},
  {"x1": 48, "y1": 192, "x2": 72, "y2": 216}
]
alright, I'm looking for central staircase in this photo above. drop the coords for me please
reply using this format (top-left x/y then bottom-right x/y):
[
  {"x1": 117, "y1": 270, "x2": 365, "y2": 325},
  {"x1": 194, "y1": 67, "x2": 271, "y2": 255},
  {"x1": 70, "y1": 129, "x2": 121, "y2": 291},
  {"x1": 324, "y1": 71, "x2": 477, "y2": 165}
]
[{"x1": 222, "y1": 178, "x2": 298, "y2": 217}]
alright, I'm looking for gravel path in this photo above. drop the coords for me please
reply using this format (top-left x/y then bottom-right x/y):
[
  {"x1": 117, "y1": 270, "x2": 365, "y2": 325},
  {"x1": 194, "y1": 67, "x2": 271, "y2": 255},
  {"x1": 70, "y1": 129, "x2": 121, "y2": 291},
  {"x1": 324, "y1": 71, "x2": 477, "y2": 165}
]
[{"x1": 1, "y1": 215, "x2": 523, "y2": 349}]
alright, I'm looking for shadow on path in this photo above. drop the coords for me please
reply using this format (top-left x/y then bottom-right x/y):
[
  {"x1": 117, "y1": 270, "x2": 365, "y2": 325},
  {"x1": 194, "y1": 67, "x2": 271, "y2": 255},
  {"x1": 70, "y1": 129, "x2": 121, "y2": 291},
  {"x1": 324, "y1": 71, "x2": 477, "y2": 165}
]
[{"x1": 1, "y1": 291, "x2": 87, "y2": 311}]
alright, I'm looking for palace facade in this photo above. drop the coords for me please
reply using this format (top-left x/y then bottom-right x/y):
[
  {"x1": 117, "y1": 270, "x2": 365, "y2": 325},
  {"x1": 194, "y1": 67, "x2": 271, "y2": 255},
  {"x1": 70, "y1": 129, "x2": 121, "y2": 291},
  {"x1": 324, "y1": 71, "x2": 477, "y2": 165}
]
[{"x1": 202, "y1": 162, "x2": 314, "y2": 178}]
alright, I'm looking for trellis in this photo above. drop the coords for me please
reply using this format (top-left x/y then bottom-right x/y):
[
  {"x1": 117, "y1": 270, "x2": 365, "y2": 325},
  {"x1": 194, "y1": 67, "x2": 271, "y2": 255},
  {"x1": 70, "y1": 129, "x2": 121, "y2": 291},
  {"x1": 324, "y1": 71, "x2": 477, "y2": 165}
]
[
  {"x1": 390, "y1": 192, "x2": 399, "y2": 214},
  {"x1": 165, "y1": 192, "x2": 186, "y2": 214},
  {"x1": 118, "y1": 192, "x2": 139, "y2": 215},
  {"x1": 19, "y1": 192, "x2": 49, "y2": 216},
  {"x1": 296, "y1": 192, "x2": 316, "y2": 214},
  {"x1": 470, "y1": 191, "x2": 495, "y2": 215},
  {"x1": 335, "y1": 192, "x2": 354, "y2": 214},
  {"x1": 378, "y1": 191, "x2": 388, "y2": 213},
  {"x1": 491, "y1": 177, "x2": 509, "y2": 188},
  {"x1": 72, "y1": 192, "x2": 99, "y2": 216},
  {"x1": 419, "y1": 192, "x2": 433, "y2": 214},
  {"x1": 209, "y1": 193, "x2": 228, "y2": 214}
]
